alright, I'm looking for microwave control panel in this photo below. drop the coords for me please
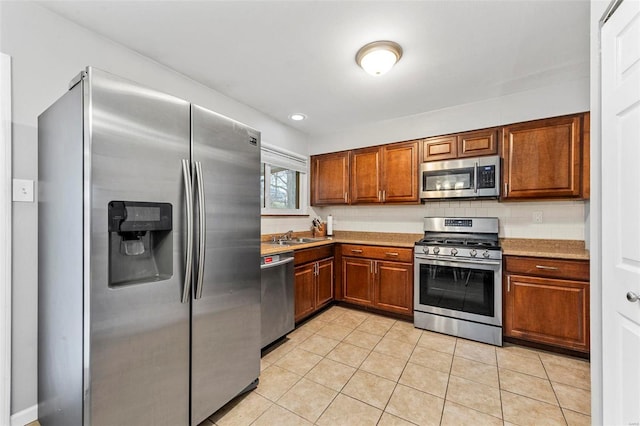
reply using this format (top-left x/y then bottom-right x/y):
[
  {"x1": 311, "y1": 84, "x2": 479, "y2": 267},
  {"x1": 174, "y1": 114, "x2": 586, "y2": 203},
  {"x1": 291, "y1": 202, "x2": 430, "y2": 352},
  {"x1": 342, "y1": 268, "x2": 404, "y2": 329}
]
[{"x1": 477, "y1": 165, "x2": 496, "y2": 189}]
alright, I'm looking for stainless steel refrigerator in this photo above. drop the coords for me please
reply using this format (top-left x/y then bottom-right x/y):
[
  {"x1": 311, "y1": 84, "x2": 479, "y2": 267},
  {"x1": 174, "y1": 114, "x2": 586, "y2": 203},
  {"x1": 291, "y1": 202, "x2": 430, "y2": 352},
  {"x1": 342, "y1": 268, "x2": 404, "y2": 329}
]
[{"x1": 38, "y1": 67, "x2": 261, "y2": 425}]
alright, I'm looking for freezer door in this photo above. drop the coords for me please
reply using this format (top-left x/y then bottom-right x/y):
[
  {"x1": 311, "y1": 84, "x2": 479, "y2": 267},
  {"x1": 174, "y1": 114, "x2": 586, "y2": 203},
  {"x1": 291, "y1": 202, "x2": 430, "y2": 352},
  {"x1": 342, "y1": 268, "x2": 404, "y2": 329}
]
[
  {"x1": 191, "y1": 104, "x2": 261, "y2": 425},
  {"x1": 87, "y1": 68, "x2": 191, "y2": 425}
]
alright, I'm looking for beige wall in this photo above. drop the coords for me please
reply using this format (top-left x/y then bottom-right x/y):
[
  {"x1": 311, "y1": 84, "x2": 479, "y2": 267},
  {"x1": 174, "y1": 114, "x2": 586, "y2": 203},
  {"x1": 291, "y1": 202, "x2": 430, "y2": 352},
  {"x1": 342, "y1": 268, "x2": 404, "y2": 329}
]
[{"x1": 0, "y1": 1, "x2": 306, "y2": 417}]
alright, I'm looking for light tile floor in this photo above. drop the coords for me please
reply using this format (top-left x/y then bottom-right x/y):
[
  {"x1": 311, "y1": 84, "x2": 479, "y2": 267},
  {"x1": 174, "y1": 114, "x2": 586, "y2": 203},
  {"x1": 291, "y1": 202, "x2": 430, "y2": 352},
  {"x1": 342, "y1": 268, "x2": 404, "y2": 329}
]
[{"x1": 202, "y1": 306, "x2": 591, "y2": 426}]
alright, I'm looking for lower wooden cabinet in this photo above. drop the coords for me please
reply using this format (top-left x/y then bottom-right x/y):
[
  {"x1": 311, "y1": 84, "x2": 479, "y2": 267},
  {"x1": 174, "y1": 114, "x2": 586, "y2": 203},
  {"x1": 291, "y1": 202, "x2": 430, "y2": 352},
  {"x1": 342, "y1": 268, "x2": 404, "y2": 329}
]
[
  {"x1": 294, "y1": 263, "x2": 316, "y2": 321},
  {"x1": 294, "y1": 246, "x2": 334, "y2": 322},
  {"x1": 341, "y1": 245, "x2": 413, "y2": 315},
  {"x1": 316, "y1": 258, "x2": 334, "y2": 307},
  {"x1": 343, "y1": 257, "x2": 372, "y2": 305},
  {"x1": 503, "y1": 256, "x2": 590, "y2": 353},
  {"x1": 375, "y1": 261, "x2": 413, "y2": 314}
]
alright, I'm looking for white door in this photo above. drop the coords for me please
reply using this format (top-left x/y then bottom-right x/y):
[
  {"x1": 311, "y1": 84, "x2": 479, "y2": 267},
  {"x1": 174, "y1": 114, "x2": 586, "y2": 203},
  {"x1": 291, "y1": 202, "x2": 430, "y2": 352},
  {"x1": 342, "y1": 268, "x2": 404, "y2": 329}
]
[{"x1": 601, "y1": 0, "x2": 640, "y2": 424}]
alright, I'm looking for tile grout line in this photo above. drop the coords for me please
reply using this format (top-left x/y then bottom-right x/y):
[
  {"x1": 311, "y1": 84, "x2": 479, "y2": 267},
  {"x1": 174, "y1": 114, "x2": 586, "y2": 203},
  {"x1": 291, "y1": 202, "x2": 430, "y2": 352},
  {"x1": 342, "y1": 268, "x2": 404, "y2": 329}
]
[
  {"x1": 253, "y1": 307, "x2": 590, "y2": 426},
  {"x1": 540, "y1": 355, "x2": 569, "y2": 426},
  {"x1": 495, "y1": 346, "x2": 506, "y2": 425},
  {"x1": 437, "y1": 337, "x2": 457, "y2": 426}
]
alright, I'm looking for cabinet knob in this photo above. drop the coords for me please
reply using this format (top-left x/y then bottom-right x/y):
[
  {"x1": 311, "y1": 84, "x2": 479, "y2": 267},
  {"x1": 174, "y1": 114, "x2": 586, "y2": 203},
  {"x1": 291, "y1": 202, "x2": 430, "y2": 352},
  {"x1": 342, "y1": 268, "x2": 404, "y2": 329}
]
[{"x1": 627, "y1": 292, "x2": 639, "y2": 303}]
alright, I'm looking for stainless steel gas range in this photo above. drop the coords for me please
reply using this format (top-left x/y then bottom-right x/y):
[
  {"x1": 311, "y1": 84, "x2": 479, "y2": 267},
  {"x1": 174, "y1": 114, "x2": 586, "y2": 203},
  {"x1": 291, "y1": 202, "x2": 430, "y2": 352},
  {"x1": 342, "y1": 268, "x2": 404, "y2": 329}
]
[{"x1": 414, "y1": 217, "x2": 503, "y2": 346}]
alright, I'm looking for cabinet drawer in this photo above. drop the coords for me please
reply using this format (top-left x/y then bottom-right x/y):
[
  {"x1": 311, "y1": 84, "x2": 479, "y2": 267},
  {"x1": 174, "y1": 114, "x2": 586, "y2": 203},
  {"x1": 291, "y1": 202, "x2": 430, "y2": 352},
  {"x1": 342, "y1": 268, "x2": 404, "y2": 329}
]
[
  {"x1": 295, "y1": 245, "x2": 334, "y2": 266},
  {"x1": 505, "y1": 256, "x2": 589, "y2": 282},
  {"x1": 341, "y1": 244, "x2": 413, "y2": 263}
]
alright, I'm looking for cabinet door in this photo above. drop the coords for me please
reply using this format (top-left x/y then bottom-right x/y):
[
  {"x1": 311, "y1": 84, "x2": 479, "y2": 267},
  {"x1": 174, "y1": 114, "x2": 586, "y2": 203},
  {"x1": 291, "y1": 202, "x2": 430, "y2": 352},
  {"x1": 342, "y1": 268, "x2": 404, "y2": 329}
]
[
  {"x1": 382, "y1": 141, "x2": 419, "y2": 203},
  {"x1": 350, "y1": 147, "x2": 382, "y2": 204},
  {"x1": 374, "y1": 261, "x2": 413, "y2": 314},
  {"x1": 457, "y1": 128, "x2": 498, "y2": 158},
  {"x1": 294, "y1": 263, "x2": 316, "y2": 322},
  {"x1": 422, "y1": 135, "x2": 457, "y2": 162},
  {"x1": 504, "y1": 274, "x2": 589, "y2": 352},
  {"x1": 311, "y1": 151, "x2": 350, "y2": 205},
  {"x1": 502, "y1": 115, "x2": 583, "y2": 199},
  {"x1": 316, "y1": 258, "x2": 334, "y2": 307},
  {"x1": 342, "y1": 257, "x2": 373, "y2": 306}
]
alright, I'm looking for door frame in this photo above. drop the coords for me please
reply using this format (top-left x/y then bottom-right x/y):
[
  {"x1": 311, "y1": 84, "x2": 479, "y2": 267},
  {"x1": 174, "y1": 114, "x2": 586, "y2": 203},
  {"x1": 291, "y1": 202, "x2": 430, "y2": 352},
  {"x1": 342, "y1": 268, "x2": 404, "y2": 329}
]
[
  {"x1": 598, "y1": 0, "x2": 640, "y2": 423},
  {"x1": 0, "y1": 51, "x2": 12, "y2": 426}
]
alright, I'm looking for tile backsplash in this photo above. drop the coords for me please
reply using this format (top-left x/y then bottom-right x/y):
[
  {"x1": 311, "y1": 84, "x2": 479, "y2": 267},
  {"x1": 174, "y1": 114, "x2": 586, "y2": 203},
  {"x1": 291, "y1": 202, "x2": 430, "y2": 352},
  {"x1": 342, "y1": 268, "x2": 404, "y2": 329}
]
[
  {"x1": 261, "y1": 201, "x2": 587, "y2": 241},
  {"x1": 311, "y1": 200, "x2": 586, "y2": 240}
]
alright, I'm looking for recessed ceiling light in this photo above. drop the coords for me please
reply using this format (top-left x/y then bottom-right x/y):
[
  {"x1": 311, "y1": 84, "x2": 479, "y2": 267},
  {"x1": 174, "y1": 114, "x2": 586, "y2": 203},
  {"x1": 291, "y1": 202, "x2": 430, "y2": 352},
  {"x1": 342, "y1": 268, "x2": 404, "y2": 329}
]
[
  {"x1": 356, "y1": 40, "x2": 403, "y2": 76},
  {"x1": 289, "y1": 113, "x2": 306, "y2": 121}
]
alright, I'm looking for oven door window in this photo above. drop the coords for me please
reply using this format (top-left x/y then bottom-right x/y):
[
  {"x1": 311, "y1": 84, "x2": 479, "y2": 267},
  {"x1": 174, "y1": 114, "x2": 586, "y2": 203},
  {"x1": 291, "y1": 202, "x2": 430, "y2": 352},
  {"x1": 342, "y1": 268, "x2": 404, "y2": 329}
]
[
  {"x1": 419, "y1": 263, "x2": 494, "y2": 317},
  {"x1": 423, "y1": 167, "x2": 474, "y2": 191}
]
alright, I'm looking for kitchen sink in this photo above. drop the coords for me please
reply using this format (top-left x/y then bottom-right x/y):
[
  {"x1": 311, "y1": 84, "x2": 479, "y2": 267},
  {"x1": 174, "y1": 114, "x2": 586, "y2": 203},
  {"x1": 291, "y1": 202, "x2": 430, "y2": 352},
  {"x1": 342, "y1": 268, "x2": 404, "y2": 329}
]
[{"x1": 272, "y1": 237, "x2": 326, "y2": 246}]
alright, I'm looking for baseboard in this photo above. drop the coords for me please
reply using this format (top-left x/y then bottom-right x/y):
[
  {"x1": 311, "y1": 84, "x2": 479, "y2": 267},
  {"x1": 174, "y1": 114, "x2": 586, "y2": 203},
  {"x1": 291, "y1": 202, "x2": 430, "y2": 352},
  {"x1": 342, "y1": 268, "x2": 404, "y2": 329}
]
[{"x1": 11, "y1": 404, "x2": 37, "y2": 426}]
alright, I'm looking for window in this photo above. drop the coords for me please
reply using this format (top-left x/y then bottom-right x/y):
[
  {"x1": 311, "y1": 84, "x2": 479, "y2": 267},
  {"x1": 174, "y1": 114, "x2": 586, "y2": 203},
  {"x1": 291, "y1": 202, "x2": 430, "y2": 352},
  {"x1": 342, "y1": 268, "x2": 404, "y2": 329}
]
[{"x1": 261, "y1": 142, "x2": 308, "y2": 215}]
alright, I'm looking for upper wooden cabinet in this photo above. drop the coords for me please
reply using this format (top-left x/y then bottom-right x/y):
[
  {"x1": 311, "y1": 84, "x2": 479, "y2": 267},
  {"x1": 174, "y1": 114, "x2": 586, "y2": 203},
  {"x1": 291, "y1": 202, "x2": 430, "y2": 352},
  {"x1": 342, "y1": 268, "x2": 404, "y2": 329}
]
[
  {"x1": 422, "y1": 128, "x2": 498, "y2": 162},
  {"x1": 502, "y1": 114, "x2": 588, "y2": 200},
  {"x1": 383, "y1": 142, "x2": 420, "y2": 203},
  {"x1": 311, "y1": 112, "x2": 590, "y2": 206},
  {"x1": 310, "y1": 151, "x2": 350, "y2": 205},
  {"x1": 350, "y1": 141, "x2": 419, "y2": 204},
  {"x1": 350, "y1": 147, "x2": 382, "y2": 203},
  {"x1": 422, "y1": 135, "x2": 457, "y2": 162},
  {"x1": 457, "y1": 128, "x2": 498, "y2": 158}
]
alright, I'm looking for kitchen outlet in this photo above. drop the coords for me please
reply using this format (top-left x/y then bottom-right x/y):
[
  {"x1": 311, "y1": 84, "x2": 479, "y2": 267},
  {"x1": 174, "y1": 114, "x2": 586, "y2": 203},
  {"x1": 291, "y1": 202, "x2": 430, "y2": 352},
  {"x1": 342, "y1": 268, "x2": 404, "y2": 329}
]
[
  {"x1": 13, "y1": 178, "x2": 34, "y2": 202},
  {"x1": 532, "y1": 211, "x2": 543, "y2": 224}
]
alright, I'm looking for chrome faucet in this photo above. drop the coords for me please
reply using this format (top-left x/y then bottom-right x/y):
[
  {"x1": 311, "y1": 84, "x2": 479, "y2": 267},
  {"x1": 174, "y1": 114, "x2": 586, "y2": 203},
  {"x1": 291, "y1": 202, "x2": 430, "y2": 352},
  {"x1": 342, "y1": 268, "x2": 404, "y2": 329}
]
[{"x1": 282, "y1": 230, "x2": 293, "y2": 241}]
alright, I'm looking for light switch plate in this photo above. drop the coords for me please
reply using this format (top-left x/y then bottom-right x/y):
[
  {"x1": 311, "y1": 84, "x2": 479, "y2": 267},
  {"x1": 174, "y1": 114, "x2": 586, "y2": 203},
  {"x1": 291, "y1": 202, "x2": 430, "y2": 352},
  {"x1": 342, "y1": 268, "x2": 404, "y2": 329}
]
[{"x1": 13, "y1": 179, "x2": 34, "y2": 202}]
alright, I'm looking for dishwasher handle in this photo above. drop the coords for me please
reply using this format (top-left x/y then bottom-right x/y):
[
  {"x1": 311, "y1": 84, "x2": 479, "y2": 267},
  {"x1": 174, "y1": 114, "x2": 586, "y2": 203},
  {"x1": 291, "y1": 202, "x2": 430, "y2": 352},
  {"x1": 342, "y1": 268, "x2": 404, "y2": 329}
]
[{"x1": 261, "y1": 257, "x2": 295, "y2": 269}]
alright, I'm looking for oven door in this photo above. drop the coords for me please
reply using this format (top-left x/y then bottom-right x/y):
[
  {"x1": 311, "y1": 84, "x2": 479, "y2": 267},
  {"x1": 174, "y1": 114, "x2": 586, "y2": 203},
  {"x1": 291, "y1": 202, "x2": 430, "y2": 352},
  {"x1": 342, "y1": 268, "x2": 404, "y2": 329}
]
[{"x1": 414, "y1": 255, "x2": 502, "y2": 327}]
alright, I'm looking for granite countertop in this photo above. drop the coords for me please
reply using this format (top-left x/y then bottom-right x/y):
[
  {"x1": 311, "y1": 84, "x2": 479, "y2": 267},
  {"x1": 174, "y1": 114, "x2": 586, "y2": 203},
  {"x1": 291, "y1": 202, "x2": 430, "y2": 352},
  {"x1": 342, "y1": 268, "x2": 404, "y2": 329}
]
[
  {"x1": 261, "y1": 232, "x2": 590, "y2": 260},
  {"x1": 501, "y1": 238, "x2": 589, "y2": 260},
  {"x1": 261, "y1": 231, "x2": 421, "y2": 256}
]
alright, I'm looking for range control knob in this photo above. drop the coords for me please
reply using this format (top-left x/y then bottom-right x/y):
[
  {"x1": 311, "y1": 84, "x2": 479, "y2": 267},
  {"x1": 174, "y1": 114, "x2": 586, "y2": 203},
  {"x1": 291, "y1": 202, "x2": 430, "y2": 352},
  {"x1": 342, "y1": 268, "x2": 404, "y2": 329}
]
[
  {"x1": 433, "y1": 247, "x2": 440, "y2": 255},
  {"x1": 470, "y1": 249, "x2": 477, "y2": 257},
  {"x1": 451, "y1": 248, "x2": 458, "y2": 256},
  {"x1": 422, "y1": 246, "x2": 429, "y2": 254},
  {"x1": 482, "y1": 250, "x2": 490, "y2": 258}
]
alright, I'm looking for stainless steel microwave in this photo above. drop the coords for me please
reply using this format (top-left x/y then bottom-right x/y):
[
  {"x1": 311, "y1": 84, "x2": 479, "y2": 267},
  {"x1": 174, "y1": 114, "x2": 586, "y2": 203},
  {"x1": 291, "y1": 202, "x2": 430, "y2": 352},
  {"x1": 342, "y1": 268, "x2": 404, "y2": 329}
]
[{"x1": 419, "y1": 155, "x2": 500, "y2": 200}]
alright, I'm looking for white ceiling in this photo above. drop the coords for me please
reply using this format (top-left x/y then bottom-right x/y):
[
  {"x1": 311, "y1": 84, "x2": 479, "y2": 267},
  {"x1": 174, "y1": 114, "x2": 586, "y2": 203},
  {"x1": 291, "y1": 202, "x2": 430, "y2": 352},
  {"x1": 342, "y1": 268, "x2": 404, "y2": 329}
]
[{"x1": 39, "y1": 0, "x2": 590, "y2": 136}]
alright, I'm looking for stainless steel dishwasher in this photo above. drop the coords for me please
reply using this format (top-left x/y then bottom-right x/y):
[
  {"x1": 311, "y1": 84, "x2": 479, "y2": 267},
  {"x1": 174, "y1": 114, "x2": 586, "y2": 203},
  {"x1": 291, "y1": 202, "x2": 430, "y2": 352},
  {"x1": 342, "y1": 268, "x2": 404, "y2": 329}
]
[{"x1": 261, "y1": 251, "x2": 295, "y2": 348}]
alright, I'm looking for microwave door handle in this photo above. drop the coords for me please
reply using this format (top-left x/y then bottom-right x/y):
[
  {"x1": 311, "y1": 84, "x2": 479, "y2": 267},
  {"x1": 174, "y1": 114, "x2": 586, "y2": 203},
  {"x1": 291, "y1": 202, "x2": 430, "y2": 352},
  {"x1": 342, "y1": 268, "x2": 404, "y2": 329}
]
[{"x1": 473, "y1": 162, "x2": 478, "y2": 193}]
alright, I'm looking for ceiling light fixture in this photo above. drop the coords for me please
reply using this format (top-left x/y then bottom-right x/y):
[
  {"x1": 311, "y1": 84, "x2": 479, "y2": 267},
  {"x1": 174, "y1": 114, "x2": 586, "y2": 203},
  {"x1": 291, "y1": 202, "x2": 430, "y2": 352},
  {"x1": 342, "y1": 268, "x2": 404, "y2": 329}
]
[
  {"x1": 355, "y1": 40, "x2": 403, "y2": 76},
  {"x1": 289, "y1": 113, "x2": 306, "y2": 121}
]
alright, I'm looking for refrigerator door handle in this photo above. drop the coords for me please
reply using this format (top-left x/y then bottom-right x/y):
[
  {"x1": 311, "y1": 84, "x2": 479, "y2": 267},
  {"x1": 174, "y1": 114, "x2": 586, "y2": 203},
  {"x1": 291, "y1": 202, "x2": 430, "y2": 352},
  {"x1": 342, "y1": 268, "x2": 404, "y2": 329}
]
[
  {"x1": 194, "y1": 161, "x2": 206, "y2": 299},
  {"x1": 181, "y1": 159, "x2": 194, "y2": 304}
]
